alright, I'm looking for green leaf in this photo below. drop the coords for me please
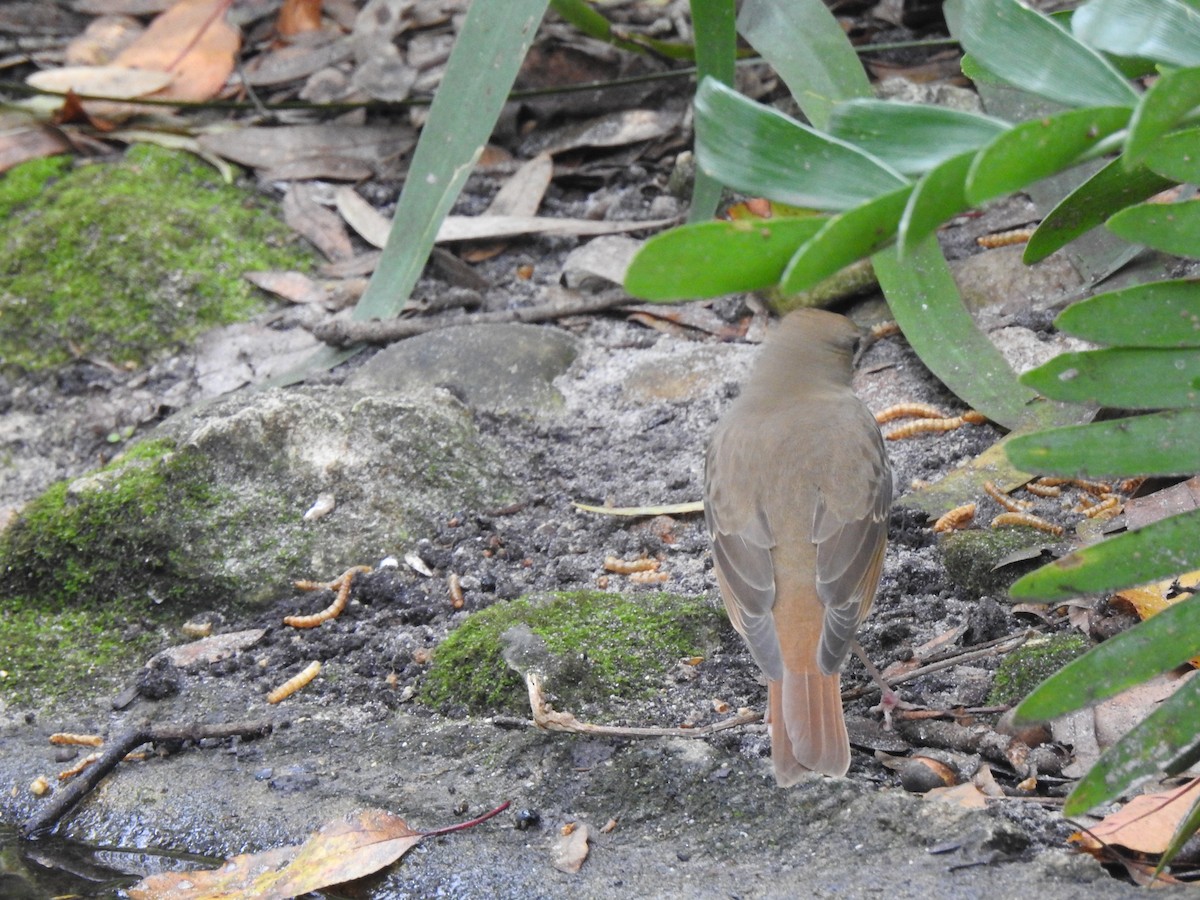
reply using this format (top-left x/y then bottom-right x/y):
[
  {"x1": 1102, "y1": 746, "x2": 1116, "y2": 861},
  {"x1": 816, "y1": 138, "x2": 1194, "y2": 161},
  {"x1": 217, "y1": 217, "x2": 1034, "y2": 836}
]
[
  {"x1": 549, "y1": 0, "x2": 695, "y2": 59},
  {"x1": 287, "y1": 0, "x2": 551, "y2": 380},
  {"x1": 1142, "y1": 127, "x2": 1200, "y2": 183},
  {"x1": 1055, "y1": 279, "x2": 1200, "y2": 347},
  {"x1": 693, "y1": 78, "x2": 907, "y2": 211},
  {"x1": 898, "y1": 150, "x2": 976, "y2": 254},
  {"x1": 965, "y1": 106, "x2": 1132, "y2": 205},
  {"x1": 1006, "y1": 409, "x2": 1200, "y2": 477},
  {"x1": 873, "y1": 237, "x2": 1044, "y2": 430},
  {"x1": 735, "y1": 0, "x2": 871, "y2": 130},
  {"x1": 1009, "y1": 506, "x2": 1200, "y2": 599},
  {"x1": 945, "y1": 0, "x2": 1139, "y2": 109},
  {"x1": 1064, "y1": 674, "x2": 1200, "y2": 815},
  {"x1": 1023, "y1": 156, "x2": 1176, "y2": 263},
  {"x1": 1073, "y1": 0, "x2": 1200, "y2": 68},
  {"x1": 624, "y1": 216, "x2": 825, "y2": 300},
  {"x1": 687, "y1": 0, "x2": 737, "y2": 222},
  {"x1": 354, "y1": 0, "x2": 549, "y2": 324},
  {"x1": 826, "y1": 100, "x2": 1009, "y2": 176},
  {"x1": 780, "y1": 187, "x2": 912, "y2": 294},
  {"x1": 1020, "y1": 347, "x2": 1200, "y2": 407},
  {"x1": 1108, "y1": 198, "x2": 1200, "y2": 258},
  {"x1": 1126, "y1": 66, "x2": 1200, "y2": 167},
  {"x1": 1016, "y1": 596, "x2": 1200, "y2": 722}
]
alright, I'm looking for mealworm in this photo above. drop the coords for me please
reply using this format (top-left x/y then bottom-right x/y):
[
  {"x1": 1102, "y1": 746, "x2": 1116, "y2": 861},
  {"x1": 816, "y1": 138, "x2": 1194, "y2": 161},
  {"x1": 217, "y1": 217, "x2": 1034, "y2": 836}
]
[
  {"x1": 932, "y1": 503, "x2": 976, "y2": 533},
  {"x1": 448, "y1": 573, "x2": 464, "y2": 610},
  {"x1": 58, "y1": 752, "x2": 101, "y2": 780},
  {"x1": 870, "y1": 321, "x2": 901, "y2": 341},
  {"x1": 991, "y1": 512, "x2": 1063, "y2": 535},
  {"x1": 30, "y1": 775, "x2": 50, "y2": 797},
  {"x1": 1083, "y1": 497, "x2": 1121, "y2": 519},
  {"x1": 1024, "y1": 481, "x2": 1062, "y2": 498},
  {"x1": 267, "y1": 661, "x2": 321, "y2": 704},
  {"x1": 629, "y1": 569, "x2": 670, "y2": 585},
  {"x1": 984, "y1": 481, "x2": 1031, "y2": 512},
  {"x1": 284, "y1": 565, "x2": 372, "y2": 628},
  {"x1": 977, "y1": 227, "x2": 1036, "y2": 248},
  {"x1": 49, "y1": 733, "x2": 103, "y2": 747},
  {"x1": 875, "y1": 402, "x2": 947, "y2": 423},
  {"x1": 603, "y1": 556, "x2": 659, "y2": 574},
  {"x1": 886, "y1": 417, "x2": 966, "y2": 440}
]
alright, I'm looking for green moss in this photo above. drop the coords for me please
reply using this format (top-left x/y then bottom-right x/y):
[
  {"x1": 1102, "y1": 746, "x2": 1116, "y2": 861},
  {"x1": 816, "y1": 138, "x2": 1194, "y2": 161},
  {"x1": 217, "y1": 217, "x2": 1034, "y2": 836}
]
[
  {"x1": 422, "y1": 591, "x2": 725, "y2": 715},
  {"x1": 0, "y1": 604, "x2": 163, "y2": 708},
  {"x1": 939, "y1": 527, "x2": 1047, "y2": 600},
  {"x1": 0, "y1": 439, "x2": 222, "y2": 611},
  {"x1": 0, "y1": 144, "x2": 313, "y2": 371},
  {"x1": 988, "y1": 634, "x2": 1090, "y2": 706}
]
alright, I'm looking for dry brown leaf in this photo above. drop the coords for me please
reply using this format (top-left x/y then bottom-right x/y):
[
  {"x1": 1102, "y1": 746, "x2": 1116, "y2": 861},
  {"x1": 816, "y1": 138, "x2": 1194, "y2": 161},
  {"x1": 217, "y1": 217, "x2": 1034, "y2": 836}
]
[
  {"x1": 551, "y1": 822, "x2": 590, "y2": 873},
  {"x1": 283, "y1": 183, "x2": 354, "y2": 262},
  {"x1": 113, "y1": 0, "x2": 240, "y2": 102},
  {"x1": 65, "y1": 14, "x2": 144, "y2": 66},
  {"x1": 200, "y1": 124, "x2": 412, "y2": 179},
  {"x1": 128, "y1": 808, "x2": 423, "y2": 900},
  {"x1": 0, "y1": 127, "x2": 72, "y2": 175},
  {"x1": 244, "y1": 271, "x2": 326, "y2": 305},
  {"x1": 925, "y1": 781, "x2": 988, "y2": 809},
  {"x1": 1124, "y1": 476, "x2": 1200, "y2": 529},
  {"x1": 28, "y1": 65, "x2": 174, "y2": 99},
  {"x1": 277, "y1": 0, "x2": 324, "y2": 35},
  {"x1": 149, "y1": 628, "x2": 267, "y2": 668},
  {"x1": 1112, "y1": 571, "x2": 1200, "y2": 667},
  {"x1": 462, "y1": 152, "x2": 555, "y2": 262},
  {"x1": 1073, "y1": 779, "x2": 1200, "y2": 856}
]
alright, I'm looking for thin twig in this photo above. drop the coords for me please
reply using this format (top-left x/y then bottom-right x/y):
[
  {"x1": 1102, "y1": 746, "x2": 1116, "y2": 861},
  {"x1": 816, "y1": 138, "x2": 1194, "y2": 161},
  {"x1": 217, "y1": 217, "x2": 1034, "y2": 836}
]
[
  {"x1": 310, "y1": 290, "x2": 633, "y2": 349},
  {"x1": 23, "y1": 719, "x2": 274, "y2": 839},
  {"x1": 842, "y1": 632, "x2": 1031, "y2": 701}
]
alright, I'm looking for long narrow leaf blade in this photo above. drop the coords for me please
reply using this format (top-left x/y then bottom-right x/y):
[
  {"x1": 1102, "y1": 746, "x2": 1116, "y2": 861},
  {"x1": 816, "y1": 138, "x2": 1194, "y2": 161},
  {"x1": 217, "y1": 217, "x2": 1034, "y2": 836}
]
[
  {"x1": 736, "y1": 0, "x2": 870, "y2": 130},
  {"x1": 780, "y1": 187, "x2": 912, "y2": 293},
  {"x1": 687, "y1": 0, "x2": 736, "y2": 222},
  {"x1": 1024, "y1": 156, "x2": 1176, "y2": 263},
  {"x1": 625, "y1": 216, "x2": 826, "y2": 300},
  {"x1": 353, "y1": 0, "x2": 550, "y2": 324},
  {"x1": 1009, "y1": 506, "x2": 1200, "y2": 599},
  {"x1": 827, "y1": 100, "x2": 1009, "y2": 176},
  {"x1": 1055, "y1": 279, "x2": 1200, "y2": 347},
  {"x1": 1126, "y1": 66, "x2": 1200, "y2": 166},
  {"x1": 1108, "y1": 199, "x2": 1200, "y2": 258},
  {"x1": 899, "y1": 150, "x2": 976, "y2": 253},
  {"x1": 1073, "y1": 0, "x2": 1200, "y2": 68},
  {"x1": 1142, "y1": 127, "x2": 1200, "y2": 183},
  {"x1": 1016, "y1": 597, "x2": 1200, "y2": 722},
  {"x1": 873, "y1": 238, "x2": 1044, "y2": 430},
  {"x1": 945, "y1": 0, "x2": 1138, "y2": 109},
  {"x1": 1020, "y1": 347, "x2": 1200, "y2": 407},
  {"x1": 1063, "y1": 676, "x2": 1200, "y2": 815},
  {"x1": 694, "y1": 78, "x2": 907, "y2": 211},
  {"x1": 1006, "y1": 409, "x2": 1200, "y2": 477},
  {"x1": 945, "y1": 0, "x2": 1132, "y2": 110},
  {"x1": 965, "y1": 106, "x2": 1132, "y2": 205}
]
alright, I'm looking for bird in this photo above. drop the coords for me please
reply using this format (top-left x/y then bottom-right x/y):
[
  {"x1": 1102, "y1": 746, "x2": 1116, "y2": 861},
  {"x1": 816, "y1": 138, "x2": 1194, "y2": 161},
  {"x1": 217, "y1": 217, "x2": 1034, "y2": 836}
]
[{"x1": 704, "y1": 308, "x2": 892, "y2": 784}]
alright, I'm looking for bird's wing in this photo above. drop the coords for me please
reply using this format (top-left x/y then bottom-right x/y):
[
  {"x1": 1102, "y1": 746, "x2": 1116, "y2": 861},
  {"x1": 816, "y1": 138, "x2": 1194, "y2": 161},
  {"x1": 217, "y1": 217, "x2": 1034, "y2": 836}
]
[
  {"x1": 705, "y1": 432, "x2": 784, "y2": 681},
  {"x1": 811, "y1": 419, "x2": 893, "y2": 675}
]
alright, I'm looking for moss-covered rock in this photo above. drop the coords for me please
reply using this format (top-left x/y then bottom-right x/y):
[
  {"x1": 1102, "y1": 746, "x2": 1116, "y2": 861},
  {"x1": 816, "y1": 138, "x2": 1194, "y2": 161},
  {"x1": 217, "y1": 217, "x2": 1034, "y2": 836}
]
[
  {"x1": 988, "y1": 634, "x2": 1089, "y2": 706},
  {"x1": 421, "y1": 590, "x2": 725, "y2": 715},
  {"x1": 0, "y1": 386, "x2": 515, "y2": 704},
  {"x1": 0, "y1": 145, "x2": 312, "y2": 371},
  {"x1": 939, "y1": 527, "x2": 1049, "y2": 601}
]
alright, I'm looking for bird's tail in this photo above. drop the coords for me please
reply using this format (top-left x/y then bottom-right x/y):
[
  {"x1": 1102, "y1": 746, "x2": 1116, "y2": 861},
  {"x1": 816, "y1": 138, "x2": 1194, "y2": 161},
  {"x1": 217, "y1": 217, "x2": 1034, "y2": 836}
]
[{"x1": 767, "y1": 671, "x2": 850, "y2": 784}]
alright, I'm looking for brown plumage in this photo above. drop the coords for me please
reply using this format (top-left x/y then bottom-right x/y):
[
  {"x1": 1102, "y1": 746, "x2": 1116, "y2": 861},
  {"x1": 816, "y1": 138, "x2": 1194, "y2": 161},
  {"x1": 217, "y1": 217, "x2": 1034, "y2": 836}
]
[{"x1": 705, "y1": 308, "x2": 892, "y2": 784}]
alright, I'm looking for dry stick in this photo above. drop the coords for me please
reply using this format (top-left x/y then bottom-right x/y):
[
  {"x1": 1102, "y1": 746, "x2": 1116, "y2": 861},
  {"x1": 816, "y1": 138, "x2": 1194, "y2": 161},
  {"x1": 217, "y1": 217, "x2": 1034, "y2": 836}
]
[
  {"x1": 525, "y1": 672, "x2": 762, "y2": 738},
  {"x1": 311, "y1": 290, "x2": 632, "y2": 348},
  {"x1": 841, "y1": 632, "x2": 1031, "y2": 701},
  {"x1": 23, "y1": 720, "x2": 274, "y2": 839}
]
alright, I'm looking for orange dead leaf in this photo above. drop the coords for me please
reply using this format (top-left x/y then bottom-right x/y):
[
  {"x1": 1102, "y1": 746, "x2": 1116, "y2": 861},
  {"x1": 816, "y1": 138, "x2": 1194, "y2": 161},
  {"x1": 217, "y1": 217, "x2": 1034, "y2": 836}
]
[
  {"x1": 277, "y1": 0, "x2": 324, "y2": 36},
  {"x1": 113, "y1": 0, "x2": 239, "y2": 103},
  {"x1": 1073, "y1": 779, "x2": 1200, "y2": 858},
  {"x1": 128, "y1": 803, "x2": 509, "y2": 899},
  {"x1": 1113, "y1": 570, "x2": 1200, "y2": 667}
]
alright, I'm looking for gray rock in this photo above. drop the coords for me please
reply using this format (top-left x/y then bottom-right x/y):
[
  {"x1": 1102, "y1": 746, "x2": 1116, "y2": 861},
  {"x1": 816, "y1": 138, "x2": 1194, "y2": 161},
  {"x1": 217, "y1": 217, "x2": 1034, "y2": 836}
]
[{"x1": 348, "y1": 323, "x2": 578, "y2": 414}]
